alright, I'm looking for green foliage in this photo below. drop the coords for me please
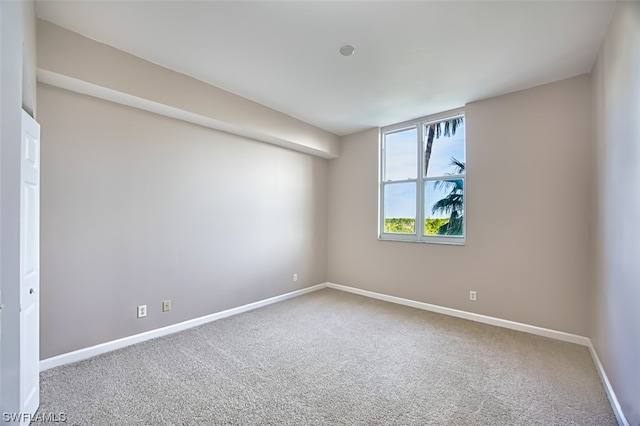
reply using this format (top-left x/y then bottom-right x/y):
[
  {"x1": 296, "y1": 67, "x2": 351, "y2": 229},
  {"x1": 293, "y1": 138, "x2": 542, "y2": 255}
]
[
  {"x1": 424, "y1": 218, "x2": 450, "y2": 235},
  {"x1": 436, "y1": 214, "x2": 463, "y2": 236},
  {"x1": 384, "y1": 218, "x2": 415, "y2": 233},
  {"x1": 385, "y1": 218, "x2": 456, "y2": 236}
]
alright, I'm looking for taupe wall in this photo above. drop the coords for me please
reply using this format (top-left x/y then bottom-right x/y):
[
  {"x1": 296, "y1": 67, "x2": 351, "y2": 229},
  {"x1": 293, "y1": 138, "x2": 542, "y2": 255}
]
[
  {"x1": 591, "y1": 2, "x2": 640, "y2": 425},
  {"x1": 328, "y1": 75, "x2": 592, "y2": 336},
  {"x1": 39, "y1": 84, "x2": 328, "y2": 359}
]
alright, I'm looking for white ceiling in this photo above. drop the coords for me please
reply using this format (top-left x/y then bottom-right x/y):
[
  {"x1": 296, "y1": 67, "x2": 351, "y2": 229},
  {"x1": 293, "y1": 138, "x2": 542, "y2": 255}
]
[{"x1": 36, "y1": 1, "x2": 615, "y2": 136}]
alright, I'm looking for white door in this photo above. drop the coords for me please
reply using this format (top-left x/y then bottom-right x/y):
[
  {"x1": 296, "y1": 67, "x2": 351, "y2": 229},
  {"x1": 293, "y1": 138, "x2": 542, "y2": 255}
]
[{"x1": 20, "y1": 109, "x2": 40, "y2": 417}]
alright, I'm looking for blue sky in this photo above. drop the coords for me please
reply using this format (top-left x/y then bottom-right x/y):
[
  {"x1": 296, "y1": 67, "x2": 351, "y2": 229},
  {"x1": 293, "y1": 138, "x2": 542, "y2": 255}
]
[{"x1": 384, "y1": 122, "x2": 465, "y2": 219}]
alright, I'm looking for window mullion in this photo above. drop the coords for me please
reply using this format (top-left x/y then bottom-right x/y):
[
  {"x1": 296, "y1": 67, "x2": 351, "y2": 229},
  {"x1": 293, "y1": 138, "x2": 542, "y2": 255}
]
[
  {"x1": 379, "y1": 135, "x2": 386, "y2": 236},
  {"x1": 417, "y1": 123, "x2": 425, "y2": 240},
  {"x1": 424, "y1": 174, "x2": 465, "y2": 183}
]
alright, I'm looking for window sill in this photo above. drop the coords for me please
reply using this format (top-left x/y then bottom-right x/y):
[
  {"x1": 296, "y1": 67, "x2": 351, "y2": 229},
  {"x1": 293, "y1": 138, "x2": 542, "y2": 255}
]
[{"x1": 378, "y1": 235, "x2": 466, "y2": 246}]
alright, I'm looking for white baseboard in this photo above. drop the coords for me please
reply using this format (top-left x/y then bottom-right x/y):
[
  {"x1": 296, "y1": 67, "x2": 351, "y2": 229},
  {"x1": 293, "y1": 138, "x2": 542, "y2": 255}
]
[
  {"x1": 588, "y1": 342, "x2": 630, "y2": 426},
  {"x1": 326, "y1": 282, "x2": 590, "y2": 346},
  {"x1": 39, "y1": 283, "x2": 328, "y2": 371}
]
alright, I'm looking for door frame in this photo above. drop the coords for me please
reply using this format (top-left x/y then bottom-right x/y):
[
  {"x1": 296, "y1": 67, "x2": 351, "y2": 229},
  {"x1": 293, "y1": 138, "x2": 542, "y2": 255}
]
[{"x1": 1, "y1": 2, "x2": 39, "y2": 424}]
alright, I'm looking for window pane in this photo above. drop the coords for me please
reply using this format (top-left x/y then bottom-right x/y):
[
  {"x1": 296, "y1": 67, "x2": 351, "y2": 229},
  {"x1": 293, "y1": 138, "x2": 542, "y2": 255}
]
[
  {"x1": 424, "y1": 119, "x2": 465, "y2": 178},
  {"x1": 384, "y1": 182, "x2": 416, "y2": 234},
  {"x1": 385, "y1": 127, "x2": 417, "y2": 181},
  {"x1": 424, "y1": 178, "x2": 464, "y2": 236}
]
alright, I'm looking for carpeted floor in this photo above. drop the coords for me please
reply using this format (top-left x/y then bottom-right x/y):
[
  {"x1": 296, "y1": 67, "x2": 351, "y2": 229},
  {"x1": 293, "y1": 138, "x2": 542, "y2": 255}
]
[{"x1": 37, "y1": 288, "x2": 617, "y2": 425}]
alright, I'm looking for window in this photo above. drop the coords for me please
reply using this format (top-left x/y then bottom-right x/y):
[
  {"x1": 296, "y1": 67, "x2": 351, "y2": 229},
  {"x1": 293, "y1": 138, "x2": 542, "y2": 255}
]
[{"x1": 379, "y1": 109, "x2": 465, "y2": 244}]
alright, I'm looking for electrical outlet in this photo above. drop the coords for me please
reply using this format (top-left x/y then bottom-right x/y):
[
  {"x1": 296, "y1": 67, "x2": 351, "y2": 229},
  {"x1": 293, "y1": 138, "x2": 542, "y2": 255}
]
[
  {"x1": 162, "y1": 300, "x2": 171, "y2": 312},
  {"x1": 137, "y1": 305, "x2": 147, "y2": 318},
  {"x1": 293, "y1": 273, "x2": 298, "y2": 282},
  {"x1": 469, "y1": 291, "x2": 477, "y2": 301}
]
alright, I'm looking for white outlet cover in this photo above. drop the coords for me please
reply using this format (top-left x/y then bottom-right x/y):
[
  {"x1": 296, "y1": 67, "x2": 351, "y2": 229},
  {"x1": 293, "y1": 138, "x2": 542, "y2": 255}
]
[{"x1": 137, "y1": 305, "x2": 147, "y2": 318}]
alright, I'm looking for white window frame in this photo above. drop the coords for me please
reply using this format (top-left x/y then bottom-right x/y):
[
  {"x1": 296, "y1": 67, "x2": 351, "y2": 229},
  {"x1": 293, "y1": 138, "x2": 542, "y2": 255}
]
[{"x1": 379, "y1": 108, "x2": 466, "y2": 245}]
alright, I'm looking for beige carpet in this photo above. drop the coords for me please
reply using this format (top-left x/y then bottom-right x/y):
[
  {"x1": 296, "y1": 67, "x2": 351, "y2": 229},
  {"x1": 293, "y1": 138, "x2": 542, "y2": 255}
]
[{"x1": 37, "y1": 288, "x2": 616, "y2": 425}]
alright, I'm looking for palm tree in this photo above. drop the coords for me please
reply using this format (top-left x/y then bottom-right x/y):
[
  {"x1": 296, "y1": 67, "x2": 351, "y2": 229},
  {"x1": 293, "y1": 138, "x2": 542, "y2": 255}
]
[
  {"x1": 431, "y1": 158, "x2": 465, "y2": 235},
  {"x1": 424, "y1": 117, "x2": 464, "y2": 176}
]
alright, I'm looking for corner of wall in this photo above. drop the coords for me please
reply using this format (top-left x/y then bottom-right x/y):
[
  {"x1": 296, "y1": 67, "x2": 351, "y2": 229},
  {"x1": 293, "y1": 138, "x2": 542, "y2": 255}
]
[
  {"x1": 588, "y1": 2, "x2": 640, "y2": 425},
  {"x1": 22, "y1": 0, "x2": 37, "y2": 117}
]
